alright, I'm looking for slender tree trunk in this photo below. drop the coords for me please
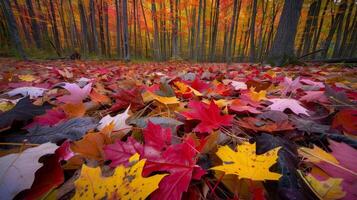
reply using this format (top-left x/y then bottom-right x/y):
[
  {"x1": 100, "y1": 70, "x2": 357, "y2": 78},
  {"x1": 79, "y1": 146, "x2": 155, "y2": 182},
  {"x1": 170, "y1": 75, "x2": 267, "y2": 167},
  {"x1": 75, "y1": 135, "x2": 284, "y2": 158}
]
[
  {"x1": 321, "y1": 1, "x2": 347, "y2": 58},
  {"x1": 209, "y1": 0, "x2": 220, "y2": 61},
  {"x1": 68, "y1": 0, "x2": 80, "y2": 48},
  {"x1": 90, "y1": 0, "x2": 99, "y2": 53},
  {"x1": 194, "y1": 0, "x2": 202, "y2": 61},
  {"x1": 78, "y1": 0, "x2": 91, "y2": 53},
  {"x1": 25, "y1": 0, "x2": 42, "y2": 48},
  {"x1": 258, "y1": 0, "x2": 268, "y2": 60},
  {"x1": 1, "y1": 0, "x2": 27, "y2": 59},
  {"x1": 59, "y1": 0, "x2": 69, "y2": 50},
  {"x1": 267, "y1": 0, "x2": 303, "y2": 65},
  {"x1": 249, "y1": 0, "x2": 257, "y2": 62},
  {"x1": 49, "y1": 0, "x2": 61, "y2": 53},
  {"x1": 115, "y1": 0, "x2": 122, "y2": 58},
  {"x1": 140, "y1": 0, "x2": 151, "y2": 58},
  {"x1": 335, "y1": 0, "x2": 354, "y2": 57},
  {"x1": 152, "y1": 0, "x2": 161, "y2": 60},
  {"x1": 98, "y1": 0, "x2": 106, "y2": 55},
  {"x1": 14, "y1": 0, "x2": 32, "y2": 46},
  {"x1": 232, "y1": 0, "x2": 242, "y2": 61},
  {"x1": 311, "y1": 0, "x2": 328, "y2": 58},
  {"x1": 169, "y1": 0, "x2": 178, "y2": 58},
  {"x1": 200, "y1": 0, "x2": 206, "y2": 60},
  {"x1": 226, "y1": 0, "x2": 238, "y2": 62},
  {"x1": 122, "y1": 0, "x2": 130, "y2": 61},
  {"x1": 104, "y1": 1, "x2": 110, "y2": 57}
]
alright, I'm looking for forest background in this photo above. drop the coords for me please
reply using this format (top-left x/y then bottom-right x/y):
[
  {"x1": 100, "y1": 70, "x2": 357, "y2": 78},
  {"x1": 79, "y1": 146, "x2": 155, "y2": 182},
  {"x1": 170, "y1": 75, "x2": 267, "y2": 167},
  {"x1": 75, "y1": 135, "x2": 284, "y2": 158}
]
[{"x1": 0, "y1": 0, "x2": 356, "y2": 64}]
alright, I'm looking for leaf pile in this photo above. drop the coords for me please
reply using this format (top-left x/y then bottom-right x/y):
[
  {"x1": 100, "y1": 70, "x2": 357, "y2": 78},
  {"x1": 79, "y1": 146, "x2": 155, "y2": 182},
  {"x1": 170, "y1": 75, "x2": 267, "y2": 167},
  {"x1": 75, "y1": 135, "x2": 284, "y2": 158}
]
[{"x1": 0, "y1": 60, "x2": 357, "y2": 199}]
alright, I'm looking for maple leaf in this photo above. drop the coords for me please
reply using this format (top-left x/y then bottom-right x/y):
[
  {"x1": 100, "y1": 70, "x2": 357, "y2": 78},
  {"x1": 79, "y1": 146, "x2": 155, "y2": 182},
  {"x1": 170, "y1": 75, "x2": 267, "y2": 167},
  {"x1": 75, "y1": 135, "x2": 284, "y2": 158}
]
[
  {"x1": 299, "y1": 91, "x2": 329, "y2": 103},
  {"x1": 18, "y1": 74, "x2": 36, "y2": 82},
  {"x1": 0, "y1": 143, "x2": 58, "y2": 199},
  {"x1": 57, "y1": 83, "x2": 92, "y2": 104},
  {"x1": 89, "y1": 89, "x2": 111, "y2": 104},
  {"x1": 142, "y1": 91, "x2": 179, "y2": 105},
  {"x1": 245, "y1": 87, "x2": 267, "y2": 102},
  {"x1": 7, "y1": 87, "x2": 48, "y2": 99},
  {"x1": 268, "y1": 98, "x2": 310, "y2": 116},
  {"x1": 185, "y1": 77, "x2": 210, "y2": 92},
  {"x1": 98, "y1": 106, "x2": 132, "y2": 133},
  {"x1": 236, "y1": 117, "x2": 294, "y2": 133},
  {"x1": 223, "y1": 79, "x2": 248, "y2": 90},
  {"x1": 332, "y1": 109, "x2": 357, "y2": 135},
  {"x1": 211, "y1": 142, "x2": 282, "y2": 181},
  {"x1": 299, "y1": 141, "x2": 357, "y2": 199},
  {"x1": 25, "y1": 107, "x2": 67, "y2": 129},
  {"x1": 104, "y1": 123, "x2": 204, "y2": 200},
  {"x1": 280, "y1": 76, "x2": 302, "y2": 96},
  {"x1": 173, "y1": 81, "x2": 202, "y2": 98},
  {"x1": 0, "y1": 97, "x2": 52, "y2": 130},
  {"x1": 73, "y1": 153, "x2": 167, "y2": 200},
  {"x1": 229, "y1": 99, "x2": 262, "y2": 114},
  {"x1": 181, "y1": 100, "x2": 234, "y2": 133},
  {"x1": 110, "y1": 87, "x2": 144, "y2": 112},
  {"x1": 62, "y1": 103, "x2": 86, "y2": 118},
  {"x1": 300, "y1": 172, "x2": 346, "y2": 200}
]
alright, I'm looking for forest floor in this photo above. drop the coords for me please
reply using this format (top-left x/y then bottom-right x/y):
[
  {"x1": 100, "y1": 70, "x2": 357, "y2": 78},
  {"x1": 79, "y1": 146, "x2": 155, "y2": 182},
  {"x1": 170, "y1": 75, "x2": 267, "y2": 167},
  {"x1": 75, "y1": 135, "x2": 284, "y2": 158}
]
[{"x1": 0, "y1": 58, "x2": 357, "y2": 199}]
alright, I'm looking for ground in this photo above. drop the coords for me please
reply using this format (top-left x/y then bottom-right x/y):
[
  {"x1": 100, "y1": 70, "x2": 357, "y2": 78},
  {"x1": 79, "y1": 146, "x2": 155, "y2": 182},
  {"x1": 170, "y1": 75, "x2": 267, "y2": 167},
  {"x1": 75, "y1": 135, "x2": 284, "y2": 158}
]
[{"x1": 0, "y1": 58, "x2": 356, "y2": 199}]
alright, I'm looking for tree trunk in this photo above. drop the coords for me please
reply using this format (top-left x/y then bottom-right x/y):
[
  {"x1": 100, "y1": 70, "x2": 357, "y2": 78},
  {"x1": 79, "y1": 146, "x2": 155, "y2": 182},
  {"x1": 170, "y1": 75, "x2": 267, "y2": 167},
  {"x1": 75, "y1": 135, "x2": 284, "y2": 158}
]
[
  {"x1": 49, "y1": 0, "x2": 61, "y2": 53},
  {"x1": 78, "y1": 0, "x2": 91, "y2": 53},
  {"x1": 152, "y1": 0, "x2": 161, "y2": 60},
  {"x1": 1, "y1": 0, "x2": 27, "y2": 59},
  {"x1": 335, "y1": 0, "x2": 354, "y2": 58},
  {"x1": 98, "y1": 0, "x2": 106, "y2": 56},
  {"x1": 25, "y1": 0, "x2": 42, "y2": 49},
  {"x1": 89, "y1": 0, "x2": 99, "y2": 53},
  {"x1": 115, "y1": 0, "x2": 122, "y2": 58},
  {"x1": 68, "y1": 0, "x2": 80, "y2": 48},
  {"x1": 209, "y1": 0, "x2": 220, "y2": 61},
  {"x1": 321, "y1": 1, "x2": 347, "y2": 58},
  {"x1": 225, "y1": 0, "x2": 238, "y2": 63},
  {"x1": 267, "y1": 0, "x2": 303, "y2": 65},
  {"x1": 122, "y1": 0, "x2": 130, "y2": 61},
  {"x1": 200, "y1": 0, "x2": 206, "y2": 60},
  {"x1": 14, "y1": 0, "x2": 32, "y2": 46},
  {"x1": 311, "y1": 0, "x2": 328, "y2": 58},
  {"x1": 169, "y1": 0, "x2": 178, "y2": 58},
  {"x1": 194, "y1": 0, "x2": 202, "y2": 61},
  {"x1": 249, "y1": 0, "x2": 257, "y2": 62},
  {"x1": 104, "y1": 1, "x2": 110, "y2": 57}
]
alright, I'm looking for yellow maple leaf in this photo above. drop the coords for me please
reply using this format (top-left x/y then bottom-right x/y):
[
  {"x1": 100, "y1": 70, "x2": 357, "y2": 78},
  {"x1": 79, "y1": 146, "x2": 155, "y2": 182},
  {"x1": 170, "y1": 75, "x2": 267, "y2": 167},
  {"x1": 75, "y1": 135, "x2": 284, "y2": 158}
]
[
  {"x1": 142, "y1": 91, "x2": 179, "y2": 105},
  {"x1": 298, "y1": 171, "x2": 346, "y2": 200},
  {"x1": 299, "y1": 145, "x2": 339, "y2": 164},
  {"x1": 18, "y1": 74, "x2": 36, "y2": 82},
  {"x1": 248, "y1": 88, "x2": 267, "y2": 102},
  {"x1": 173, "y1": 81, "x2": 202, "y2": 96},
  {"x1": 72, "y1": 153, "x2": 167, "y2": 200},
  {"x1": 211, "y1": 142, "x2": 282, "y2": 181}
]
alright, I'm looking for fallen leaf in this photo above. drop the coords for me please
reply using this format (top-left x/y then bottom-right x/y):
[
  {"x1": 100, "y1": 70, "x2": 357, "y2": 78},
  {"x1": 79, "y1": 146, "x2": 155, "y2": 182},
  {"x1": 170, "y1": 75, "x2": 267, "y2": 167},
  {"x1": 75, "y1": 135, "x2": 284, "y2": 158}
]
[
  {"x1": 72, "y1": 153, "x2": 167, "y2": 200},
  {"x1": 268, "y1": 98, "x2": 310, "y2": 116},
  {"x1": 181, "y1": 100, "x2": 234, "y2": 133},
  {"x1": 7, "y1": 87, "x2": 48, "y2": 99},
  {"x1": 0, "y1": 143, "x2": 58, "y2": 199},
  {"x1": 62, "y1": 103, "x2": 86, "y2": 118},
  {"x1": 97, "y1": 105, "x2": 131, "y2": 133},
  {"x1": 211, "y1": 142, "x2": 282, "y2": 181},
  {"x1": 57, "y1": 83, "x2": 92, "y2": 104},
  {"x1": 332, "y1": 109, "x2": 357, "y2": 135}
]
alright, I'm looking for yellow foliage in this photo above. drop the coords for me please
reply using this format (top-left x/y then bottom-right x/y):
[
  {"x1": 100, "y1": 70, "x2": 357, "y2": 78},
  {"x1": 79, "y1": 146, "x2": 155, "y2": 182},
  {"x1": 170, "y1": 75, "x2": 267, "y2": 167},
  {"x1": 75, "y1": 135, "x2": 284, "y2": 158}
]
[
  {"x1": 142, "y1": 91, "x2": 179, "y2": 105},
  {"x1": 173, "y1": 81, "x2": 202, "y2": 96},
  {"x1": 72, "y1": 153, "x2": 167, "y2": 200},
  {"x1": 248, "y1": 88, "x2": 267, "y2": 102},
  {"x1": 0, "y1": 102, "x2": 14, "y2": 112},
  {"x1": 211, "y1": 142, "x2": 281, "y2": 181},
  {"x1": 18, "y1": 74, "x2": 36, "y2": 82},
  {"x1": 299, "y1": 145, "x2": 339, "y2": 164},
  {"x1": 298, "y1": 171, "x2": 346, "y2": 200}
]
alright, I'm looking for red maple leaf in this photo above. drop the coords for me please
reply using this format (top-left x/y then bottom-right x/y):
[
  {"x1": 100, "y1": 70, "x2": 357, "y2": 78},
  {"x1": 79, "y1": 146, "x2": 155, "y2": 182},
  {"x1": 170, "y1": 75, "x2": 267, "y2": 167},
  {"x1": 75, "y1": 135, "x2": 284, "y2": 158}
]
[
  {"x1": 181, "y1": 100, "x2": 234, "y2": 133},
  {"x1": 110, "y1": 87, "x2": 144, "y2": 112},
  {"x1": 104, "y1": 122, "x2": 204, "y2": 200},
  {"x1": 332, "y1": 109, "x2": 357, "y2": 135},
  {"x1": 25, "y1": 108, "x2": 67, "y2": 129}
]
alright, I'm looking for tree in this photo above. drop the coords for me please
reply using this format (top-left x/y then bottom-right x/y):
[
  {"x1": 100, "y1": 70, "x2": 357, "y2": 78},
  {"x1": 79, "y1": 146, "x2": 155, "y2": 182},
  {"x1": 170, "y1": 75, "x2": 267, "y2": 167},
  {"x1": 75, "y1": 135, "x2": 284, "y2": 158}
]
[
  {"x1": 25, "y1": 0, "x2": 42, "y2": 49},
  {"x1": 122, "y1": 0, "x2": 130, "y2": 61},
  {"x1": 249, "y1": 0, "x2": 257, "y2": 62},
  {"x1": 0, "y1": 0, "x2": 27, "y2": 59},
  {"x1": 90, "y1": 0, "x2": 99, "y2": 53},
  {"x1": 152, "y1": 0, "x2": 161, "y2": 60},
  {"x1": 267, "y1": 0, "x2": 303, "y2": 66},
  {"x1": 115, "y1": 0, "x2": 122, "y2": 58}
]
